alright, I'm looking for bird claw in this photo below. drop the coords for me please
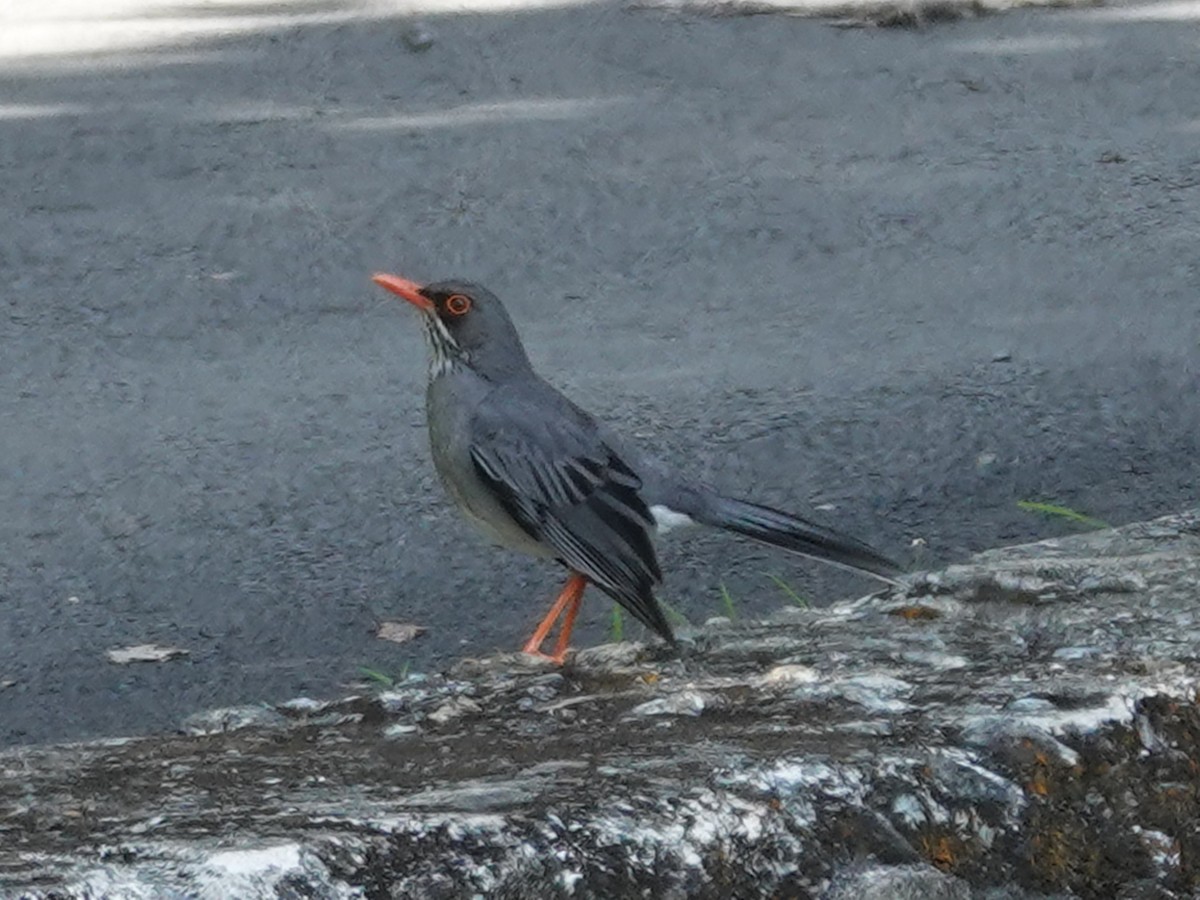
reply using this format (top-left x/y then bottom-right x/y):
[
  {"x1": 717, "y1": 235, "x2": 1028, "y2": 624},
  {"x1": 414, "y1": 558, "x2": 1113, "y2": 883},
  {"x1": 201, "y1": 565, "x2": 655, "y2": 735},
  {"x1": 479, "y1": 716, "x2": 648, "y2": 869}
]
[{"x1": 520, "y1": 648, "x2": 570, "y2": 666}]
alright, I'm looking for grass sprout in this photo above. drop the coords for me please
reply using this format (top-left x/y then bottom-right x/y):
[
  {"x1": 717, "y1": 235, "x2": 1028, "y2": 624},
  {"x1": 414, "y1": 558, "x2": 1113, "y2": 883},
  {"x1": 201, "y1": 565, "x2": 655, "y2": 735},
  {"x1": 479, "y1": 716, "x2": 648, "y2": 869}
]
[{"x1": 1017, "y1": 500, "x2": 1109, "y2": 531}]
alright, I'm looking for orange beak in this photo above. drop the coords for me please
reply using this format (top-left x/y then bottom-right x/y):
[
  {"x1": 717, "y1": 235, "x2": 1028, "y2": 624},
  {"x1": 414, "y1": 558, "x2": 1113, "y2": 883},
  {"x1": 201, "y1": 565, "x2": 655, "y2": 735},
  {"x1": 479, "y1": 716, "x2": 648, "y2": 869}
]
[{"x1": 372, "y1": 272, "x2": 434, "y2": 312}]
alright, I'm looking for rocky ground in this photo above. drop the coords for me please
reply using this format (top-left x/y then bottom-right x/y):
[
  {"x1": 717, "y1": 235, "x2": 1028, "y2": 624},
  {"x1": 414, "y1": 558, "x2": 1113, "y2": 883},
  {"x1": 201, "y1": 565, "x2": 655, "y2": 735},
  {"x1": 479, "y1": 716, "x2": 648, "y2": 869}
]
[{"x1": 3, "y1": 509, "x2": 1198, "y2": 898}]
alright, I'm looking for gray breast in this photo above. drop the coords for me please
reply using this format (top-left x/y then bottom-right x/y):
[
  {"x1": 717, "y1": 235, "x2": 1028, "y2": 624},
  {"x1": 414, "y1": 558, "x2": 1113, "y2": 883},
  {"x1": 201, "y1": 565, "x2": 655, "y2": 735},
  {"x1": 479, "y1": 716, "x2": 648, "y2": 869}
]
[{"x1": 425, "y1": 372, "x2": 555, "y2": 559}]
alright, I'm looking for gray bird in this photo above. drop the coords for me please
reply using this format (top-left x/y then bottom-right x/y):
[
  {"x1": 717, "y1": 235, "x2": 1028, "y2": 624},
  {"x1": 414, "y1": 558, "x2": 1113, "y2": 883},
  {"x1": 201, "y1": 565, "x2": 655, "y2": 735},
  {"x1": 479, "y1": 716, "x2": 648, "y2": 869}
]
[{"x1": 373, "y1": 272, "x2": 901, "y2": 662}]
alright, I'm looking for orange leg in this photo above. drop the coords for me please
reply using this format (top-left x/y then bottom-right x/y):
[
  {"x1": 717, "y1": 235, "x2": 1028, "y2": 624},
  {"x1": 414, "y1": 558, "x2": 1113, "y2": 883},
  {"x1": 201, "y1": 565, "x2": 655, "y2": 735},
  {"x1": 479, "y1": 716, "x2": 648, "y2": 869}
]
[
  {"x1": 550, "y1": 588, "x2": 583, "y2": 661},
  {"x1": 522, "y1": 572, "x2": 587, "y2": 664}
]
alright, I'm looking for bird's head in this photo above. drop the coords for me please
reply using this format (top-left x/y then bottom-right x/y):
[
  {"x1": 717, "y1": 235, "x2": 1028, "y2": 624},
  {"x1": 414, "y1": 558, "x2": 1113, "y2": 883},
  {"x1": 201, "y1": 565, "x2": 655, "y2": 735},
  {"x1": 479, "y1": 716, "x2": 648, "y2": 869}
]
[{"x1": 372, "y1": 273, "x2": 532, "y2": 379}]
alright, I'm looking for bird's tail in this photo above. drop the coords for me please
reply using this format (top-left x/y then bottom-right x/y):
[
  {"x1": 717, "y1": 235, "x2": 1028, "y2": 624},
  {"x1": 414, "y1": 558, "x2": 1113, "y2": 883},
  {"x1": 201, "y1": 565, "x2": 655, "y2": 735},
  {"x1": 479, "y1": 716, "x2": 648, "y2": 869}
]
[{"x1": 695, "y1": 495, "x2": 902, "y2": 583}]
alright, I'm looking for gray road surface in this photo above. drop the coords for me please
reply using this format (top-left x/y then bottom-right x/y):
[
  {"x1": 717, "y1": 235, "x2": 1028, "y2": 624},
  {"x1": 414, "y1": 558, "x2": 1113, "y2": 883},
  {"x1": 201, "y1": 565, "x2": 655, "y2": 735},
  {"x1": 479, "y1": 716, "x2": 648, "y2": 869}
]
[{"x1": 1, "y1": 0, "x2": 1198, "y2": 745}]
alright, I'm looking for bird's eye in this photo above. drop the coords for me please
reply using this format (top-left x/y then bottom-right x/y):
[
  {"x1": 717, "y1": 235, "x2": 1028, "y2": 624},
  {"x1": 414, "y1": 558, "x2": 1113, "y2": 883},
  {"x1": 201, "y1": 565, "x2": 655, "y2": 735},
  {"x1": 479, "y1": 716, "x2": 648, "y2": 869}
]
[{"x1": 445, "y1": 294, "x2": 472, "y2": 317}]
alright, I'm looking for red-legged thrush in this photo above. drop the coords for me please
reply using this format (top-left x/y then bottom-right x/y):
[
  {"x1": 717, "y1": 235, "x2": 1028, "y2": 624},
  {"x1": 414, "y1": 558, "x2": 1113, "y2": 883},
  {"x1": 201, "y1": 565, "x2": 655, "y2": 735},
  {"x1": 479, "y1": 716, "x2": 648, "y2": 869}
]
[{"x1": 373, "y1": 273, "x2": 902, "y2": 662}]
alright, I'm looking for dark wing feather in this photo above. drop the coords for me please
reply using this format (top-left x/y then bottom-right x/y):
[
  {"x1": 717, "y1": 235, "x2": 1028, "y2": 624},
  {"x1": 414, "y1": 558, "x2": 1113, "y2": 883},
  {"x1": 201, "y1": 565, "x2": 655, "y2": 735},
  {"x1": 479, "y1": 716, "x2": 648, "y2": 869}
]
[{"x1": 468, "y1": 387, "x2": 674, "y2": 643}]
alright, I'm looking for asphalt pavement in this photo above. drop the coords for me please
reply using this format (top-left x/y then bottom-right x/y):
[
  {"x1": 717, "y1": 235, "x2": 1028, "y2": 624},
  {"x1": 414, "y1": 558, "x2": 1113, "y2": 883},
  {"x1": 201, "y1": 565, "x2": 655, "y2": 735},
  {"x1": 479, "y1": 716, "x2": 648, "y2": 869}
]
[{"x1": 1, "y1": 0, "x2": 1198, "y2": 744}]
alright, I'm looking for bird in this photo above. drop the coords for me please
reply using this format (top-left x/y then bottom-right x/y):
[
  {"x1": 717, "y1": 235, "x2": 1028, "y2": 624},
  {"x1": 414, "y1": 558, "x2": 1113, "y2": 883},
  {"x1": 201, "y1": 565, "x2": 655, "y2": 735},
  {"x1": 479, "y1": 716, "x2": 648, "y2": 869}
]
[{"x1": 372, "y1": 272, "x2": 902, "y2": 663}]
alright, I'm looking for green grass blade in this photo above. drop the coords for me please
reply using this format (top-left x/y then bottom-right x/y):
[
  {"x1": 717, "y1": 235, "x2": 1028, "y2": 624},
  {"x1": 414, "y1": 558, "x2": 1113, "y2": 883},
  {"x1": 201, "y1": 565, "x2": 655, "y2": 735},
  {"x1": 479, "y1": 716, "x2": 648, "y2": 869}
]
[
  {"x1": 610, "y1": 604, "x2": 624, "y2": 643},
  {"x1": 357, "y1": 666, "x2": 394, "y2": 688},
  {"x1": 655, "y1": 597, "x2": 691, "y2": 627},
  {"x1": 766, "y1": 573, "x2": 809, "y2": 608},
  {"x1": 1016, "y1": 500, "x2": 1109, "y2": 531},
  {"x1": 357, "y1": 660, "x2": 411, "y2": 689},
  {"x1": 718, "y1": 582, "x2": 738, "y2": 620}
]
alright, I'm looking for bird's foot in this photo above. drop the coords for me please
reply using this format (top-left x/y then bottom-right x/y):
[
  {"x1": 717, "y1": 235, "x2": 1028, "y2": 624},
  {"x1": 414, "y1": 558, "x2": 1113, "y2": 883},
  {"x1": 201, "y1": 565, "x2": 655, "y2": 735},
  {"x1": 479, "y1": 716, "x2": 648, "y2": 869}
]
[{"x1": 520, "y1": 646, "x2": 571, "y2": 666}]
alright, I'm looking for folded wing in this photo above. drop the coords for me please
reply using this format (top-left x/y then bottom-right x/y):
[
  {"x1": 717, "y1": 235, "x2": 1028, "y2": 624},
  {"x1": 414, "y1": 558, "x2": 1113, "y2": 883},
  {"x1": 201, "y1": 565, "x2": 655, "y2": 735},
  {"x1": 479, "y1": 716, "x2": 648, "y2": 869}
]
[{"x1": 469, "y1": 386, "x2": 674, "y2": 643}]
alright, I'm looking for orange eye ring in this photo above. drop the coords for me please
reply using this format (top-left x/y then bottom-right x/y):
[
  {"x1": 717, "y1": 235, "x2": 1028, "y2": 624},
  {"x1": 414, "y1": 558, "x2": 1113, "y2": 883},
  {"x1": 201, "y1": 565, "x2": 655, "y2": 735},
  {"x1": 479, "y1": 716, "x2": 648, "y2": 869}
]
[{"x1": 445, "y1": 294, "x2": 472, "y2": 316}]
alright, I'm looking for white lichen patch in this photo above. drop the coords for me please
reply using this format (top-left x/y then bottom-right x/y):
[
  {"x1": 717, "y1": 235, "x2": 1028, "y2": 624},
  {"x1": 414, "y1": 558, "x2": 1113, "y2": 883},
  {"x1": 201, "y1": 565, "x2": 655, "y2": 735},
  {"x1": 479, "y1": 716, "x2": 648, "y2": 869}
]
[
  {"x1": 586, "y1": 789, "x2": 777, "y2": 873},
  {"x1": 627, "y1": 690, "x2": 710, "y2": 717},
  {"x1": 205, "y1": 843, "x2": 302, "y2": 877},
  {"x1": 758, "y1": 664, "x2": 822, "y2": 687}
]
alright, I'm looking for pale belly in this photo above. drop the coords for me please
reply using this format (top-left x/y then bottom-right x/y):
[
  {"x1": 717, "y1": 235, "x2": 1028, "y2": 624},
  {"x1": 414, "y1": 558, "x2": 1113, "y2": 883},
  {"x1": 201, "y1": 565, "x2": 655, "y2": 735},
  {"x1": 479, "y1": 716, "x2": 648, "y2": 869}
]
[{"x1": 426, "y1": 375, "x2": 555, "y2": 560}]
